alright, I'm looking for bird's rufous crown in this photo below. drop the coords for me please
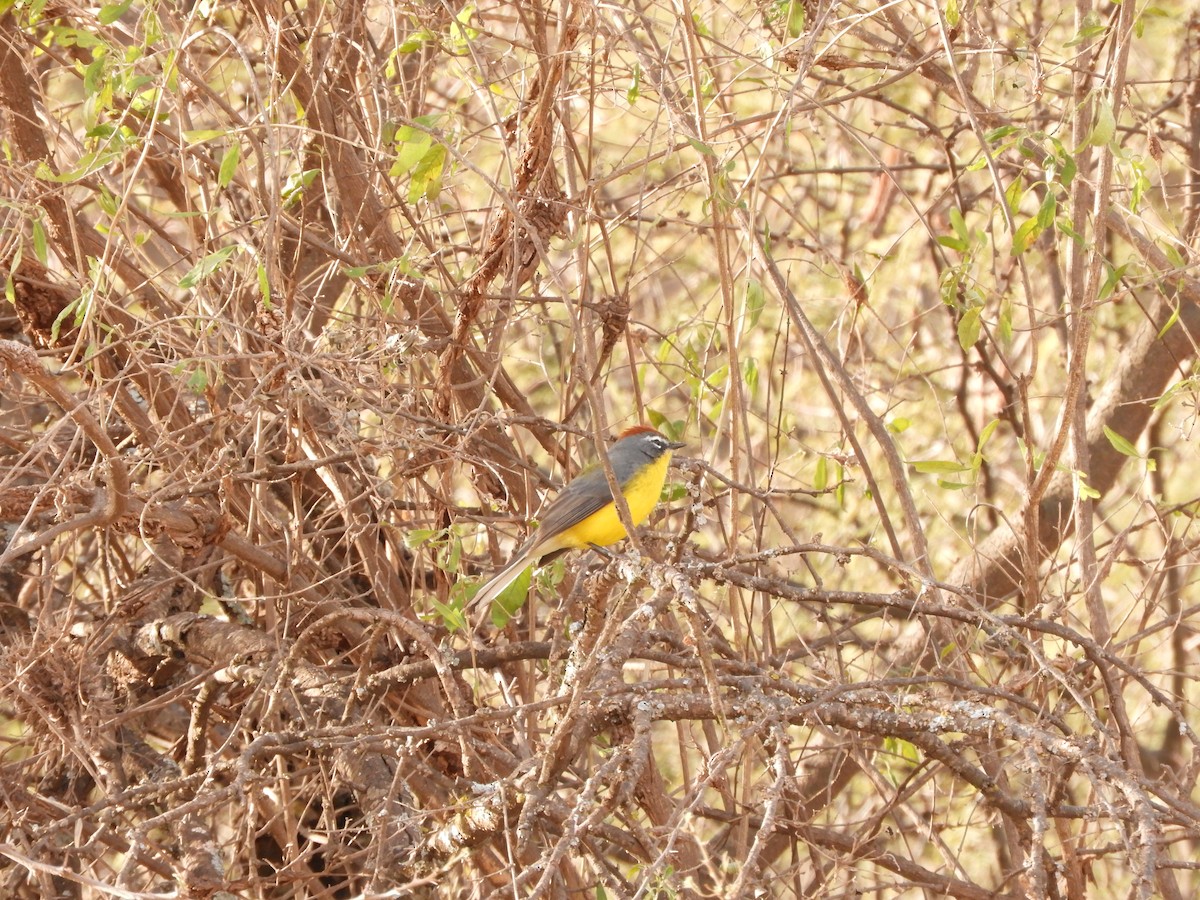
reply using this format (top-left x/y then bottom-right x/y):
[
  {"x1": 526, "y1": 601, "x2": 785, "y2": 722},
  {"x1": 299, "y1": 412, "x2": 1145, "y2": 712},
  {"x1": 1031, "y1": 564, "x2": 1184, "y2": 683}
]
[{"x1": 616, "y1": 425, "x2": 661, "y2": 439}]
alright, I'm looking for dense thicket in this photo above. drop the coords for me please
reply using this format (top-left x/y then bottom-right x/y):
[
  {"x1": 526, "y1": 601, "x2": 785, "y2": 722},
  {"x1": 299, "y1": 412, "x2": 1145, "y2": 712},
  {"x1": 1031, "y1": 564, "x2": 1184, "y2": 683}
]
[{"x1": 3, "y1": 2, "x2": 1200, "y2": 897}]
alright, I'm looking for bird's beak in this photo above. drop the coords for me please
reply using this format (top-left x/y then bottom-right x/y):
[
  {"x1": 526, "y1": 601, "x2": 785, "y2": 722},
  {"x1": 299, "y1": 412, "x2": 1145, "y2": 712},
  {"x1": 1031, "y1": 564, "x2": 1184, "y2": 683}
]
[{"x1": 666, "y1": 440, "x2": 687, "y2": 451}]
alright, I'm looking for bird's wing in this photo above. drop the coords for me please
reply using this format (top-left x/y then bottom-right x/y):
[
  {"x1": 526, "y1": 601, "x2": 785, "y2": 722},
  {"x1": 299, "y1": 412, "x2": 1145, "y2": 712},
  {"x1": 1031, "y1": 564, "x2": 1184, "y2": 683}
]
[{"x1": 527, "y1": 465, "x2": 615, "y2": 551}]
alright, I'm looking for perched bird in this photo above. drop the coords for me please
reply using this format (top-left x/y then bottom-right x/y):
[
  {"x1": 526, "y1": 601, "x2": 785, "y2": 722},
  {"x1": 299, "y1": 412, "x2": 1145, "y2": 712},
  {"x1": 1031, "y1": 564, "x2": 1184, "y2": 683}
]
[{"x1": 471, "y1": 425, "x2": 685, "y2": 619}]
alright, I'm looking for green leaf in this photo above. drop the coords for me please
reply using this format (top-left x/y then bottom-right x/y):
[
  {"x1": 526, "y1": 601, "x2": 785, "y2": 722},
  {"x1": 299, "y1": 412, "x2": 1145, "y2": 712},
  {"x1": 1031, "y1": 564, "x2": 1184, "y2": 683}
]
[
  {"x1": 257, "y1": 262, "x2": 271, "y2": 309},
  {"x1": 1097, "y1": 263, "x2": 1127, "y2": 303},
  {"x1": 31, "y1": 218, "x2": 47, "y2": 265},
  {"x1": 1085, "y1": 97, "x2": 1116, "y2": 148},
  {"x1": 281, "y1": 168, "x2": 319, "y2": 206},
  {"x1": 814, "y1": 455, "x2": 828, "y2": 491},
  {"x1": 1058, "y1": 152, "x2": 1077, "y2": 188},
  {"x1": 1103, "y1": 425, "x2": 1140, "y2": 458},
  {"x1": 391, "y1": 125, "x2": 434, "y2": 177},
  {"x1": 50, "y1": 294, "x2": 86, "y2": 344},
  {"x1": 1065, "y1": 10, "x2": 1106, "y2": 46},
  {"x1": 1056, "y1": 217, "x2": 1084, "y2": 244},
  {"x1": 1004, "y1": 179, "x2": 1024, "y2": 216},
  {"x1": 977, "y1": 418, "x2": 1000, "y2": 452},
  {"x1": 998, "y1": 301, "x2": 1013, "y2": 343},
  {"x1": 432, "y1": 597, "x2": 467, "y2": 633},
  {"x1": 888, "y1": 417, "x2": 911, "y2": 434},
  {"x1": 1011, "y1": 216, "x2": 1041, "y2": 255},
  {"x1": 1036, "y1": 191, "x2": 1056, "y2": 229},
  {"x1": 396, "y1": 30, "x2": 434, "y2": 54},
  {"x1": 687, "y1": 136, "x2": 716, "y2": 158},
  {"x1": 742, "y1": 356, "x2": 759, "y2": 394},
  {"x1": 957, "y1": 306, "x2": 982, "y2": 350},
  {"x1": 83, "y1": 55, "x2": 107, "y2": 99},
  {"x1": 1157, "y1": 305, "x2": 1180, "y2": 339},
  {"x1": 218, "y1": 141, "x2": 240, "y2": 189},
  {"x1": 744, "y1": 278, "x2": 765, "y2": 329},
  {"x1": 626, "y1": 64, "x2": 641, "y2": 105},
  {"x1": 98, "y1": 0, "x2": 133, "y2": 25},
  {"x1": 937, "y1": 479, "x2": 971, "y2": 491},
  {"x1": 182, "y1": 129, "x2": 226, "y2": 143},
  {"x1": 985, "y1": 125, "x2": 1020, "y2": 143},
  {"x1": 448, "y1": 3, "x2": 478, "y2": 49},
  {"x1": 179, "y1": 245, "x2": 238, "y2": 289},
  {"x1": 1153, "y1": 377, "x2": 1192, "y2": 410},
  {"x1": 787, "y1": 0, "x2": 805, "y2": 36},
  {"x1": 944, "y1": 0, "x2": 959, "y2": 28},
  {"x1": 912, "y1": 460, "x2": 969, "y2": 474},
  {"x1": 949, "y1": 207, "x2": 968, "y2": 241},
  {"x1": 489, "y1": 565, "x2": 532, "y2": 629},
  {"x1": 408, "y1": 143, "x2": 447, "y2": 203},
  {"x1": 403, "y1": 527, "x2": 444, "y2": 549},
  {"x1": 937, "y1": 234, "x2": 969, "y2": 253},
  {"x1": 186, "y1": 367, "x2": 208, "y2": 392}
]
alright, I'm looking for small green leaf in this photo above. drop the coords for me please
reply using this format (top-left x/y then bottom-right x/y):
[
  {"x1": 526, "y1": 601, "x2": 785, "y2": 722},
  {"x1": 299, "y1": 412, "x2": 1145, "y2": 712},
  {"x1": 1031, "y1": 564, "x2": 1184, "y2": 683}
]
[
  {"x1": 944, "y1": 0, "x2": 959, "y2": 28},
  {"x1": 1004, "y1": 179, "x2": 1024, "y2": 216},
  {"x1": 98, "y1": 0, "x2": 133, "y2": 25},
  {"x1": 937, "y1": 234, "x2": 969, "y2": 253},
  {"x1": 179, "y1": 245, "x2": 238, "y2": 289},
  {"x1": 998, "y1": 301, "x2": 1013, "y2": 343},
  {"x1": 977, "y1": 418, "x2": 1000, "y2": 452},
  {"x1": 1065, "y1": 10, "x2": 1106, "y2": 47},
  {"x1": 1056, "y1": 217, "x2": 1084, "y2": 244},
  {"x1": 985, "y1": 125, "x2": 1021, "y2": 143},
  {"x1": 31, "y1": 218, "x2": 48, "y2": 265},
  {"x1": 1097, "y1": 263, "x2": 1127, "y2": 302},
  {"x1": 408, "y1": 143, "x2": 447, "y2": 203},
  {"x1": 814, "y1": 455, "x2": 828, "y2": 491},
  {"x1": 403, "y1": 527, "x2": 443, "y2": 549},
  {"x1": 218, "y1": 141, "x2": 240, "y2": 189},
  {"x1": 1036, "y1": 191, "x2": 1056, "y2": 229},
  {"x1": 938, "y1": 479, "x2": 971, "y2": 491},
  {"x1": 490, "y1": 565, "x2": 532, "y2": 629},
  {"x1": 1157, "y1": 306, "x2": 1180, "y2": 339},
  {"x1": 391, "y1": 125, "x2": 434, "y2": 177},
  {"x1": 281, "y1": 168, "x2": 318, "y2": 206},
  {"x1": 257, "y1": 262, "x2": 271, "y2": 309},
  {"x1": 949, "y1": 207, "x2": 968, "y2": 241},
  {"x1": 1011, "y1": 216, "x2": 1041, "y2": 255},
  {"x1": 432, "y1": 597, "x2": 467, "y2": 633},
  {"x1": 448, "y1": 3, "x2": 478, "y2": 48},
  {"x1": 957, "y1": 306, "x2": 982, "y2": 350},
  {"x1": 187, "y1": 367, "x2": 208, "y2": 392},
  {"x1": 1103, "y1": 425, "x2": 1140, "y2": 458},
  {"x1": 888, "y1": 417, "x2": 911, "y2": 434},
  {"x1": 396, "y1": 30, "x2": 434, "y2": 54},
  {"x1": 1154, "y1": 377, "x2": 1192, "y2": 410},
  {"x1": 787, "y1": 0, "x2": 805, "y2": 36},
  {"x1": 687, "y1": 136, "x2": 716, "y2": 158},
  {"x1": 626, "y1": 64, "x2": 641, "y2": 105},
  {"x1": 912, "y1": 460, "x2": 969, "y2": 474},
  {"x1": 1085, "y1": 97, "x2": 1116, "y2": 148},
  {"x1": 183, "y1": 129, "x2": 226, "y2": 143},
  {"x1": 744, "y1": 278, "x2": 765, "y2": 329},
  {"x1": 50, "y1": 294, "x2": 86, "y2": 344}
]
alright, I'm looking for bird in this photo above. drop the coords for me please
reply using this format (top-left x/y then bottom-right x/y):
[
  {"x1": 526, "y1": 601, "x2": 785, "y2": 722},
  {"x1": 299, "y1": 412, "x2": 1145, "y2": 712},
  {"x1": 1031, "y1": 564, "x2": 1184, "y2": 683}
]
[{"x1": 470, "y1": 425, "x2": 686, "y2": 621}]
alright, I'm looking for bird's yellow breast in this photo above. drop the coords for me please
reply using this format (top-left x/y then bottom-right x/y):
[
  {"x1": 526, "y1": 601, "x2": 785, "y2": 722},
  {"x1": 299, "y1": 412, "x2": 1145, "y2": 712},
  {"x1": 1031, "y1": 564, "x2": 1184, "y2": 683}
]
[{"x1": 557, "y1": 450, "x2": 674, "y2": 549}]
